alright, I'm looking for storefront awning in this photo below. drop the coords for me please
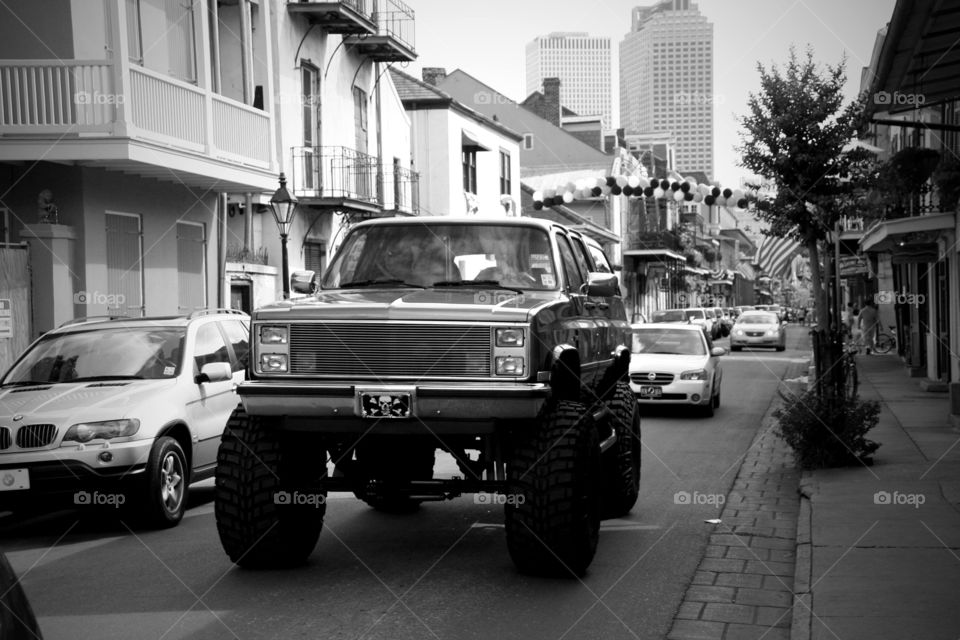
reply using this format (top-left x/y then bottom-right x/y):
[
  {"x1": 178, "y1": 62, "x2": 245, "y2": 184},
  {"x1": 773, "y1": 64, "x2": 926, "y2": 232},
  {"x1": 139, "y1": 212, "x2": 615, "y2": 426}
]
[
  {"x1": 859, "y1": 212, "x2": 955, "y2": 252},
  {"x1": 623, "y1": 249, "x2": 685, "y2": 262}
]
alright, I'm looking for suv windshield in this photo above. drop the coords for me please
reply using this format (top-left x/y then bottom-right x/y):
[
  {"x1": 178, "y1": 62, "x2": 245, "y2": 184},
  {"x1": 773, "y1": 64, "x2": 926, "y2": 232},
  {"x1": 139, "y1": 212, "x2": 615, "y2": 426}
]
[
  {"x1": 322, "y1": 224, "x2": 558, "y2": 290},
  {"x1": 2, "y1": 327, "x2": 185, "y2": 385},
  {"x1": 651, "y1": 310, "x2": 686, "y2": 323}
]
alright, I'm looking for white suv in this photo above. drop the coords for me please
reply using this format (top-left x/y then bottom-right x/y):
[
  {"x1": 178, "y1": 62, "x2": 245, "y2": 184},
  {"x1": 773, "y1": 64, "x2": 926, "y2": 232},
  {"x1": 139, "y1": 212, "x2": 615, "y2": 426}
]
[{"x1": 0, "y1": 310, "x2": 248, "y2": 527}]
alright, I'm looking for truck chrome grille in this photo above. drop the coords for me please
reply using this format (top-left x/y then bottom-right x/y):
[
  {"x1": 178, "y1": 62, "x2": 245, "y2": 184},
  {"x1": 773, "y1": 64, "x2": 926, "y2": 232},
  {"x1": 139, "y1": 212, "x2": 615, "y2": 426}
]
[{"x1": 288, "y1": 323, "x2": 492, "y2": 378}]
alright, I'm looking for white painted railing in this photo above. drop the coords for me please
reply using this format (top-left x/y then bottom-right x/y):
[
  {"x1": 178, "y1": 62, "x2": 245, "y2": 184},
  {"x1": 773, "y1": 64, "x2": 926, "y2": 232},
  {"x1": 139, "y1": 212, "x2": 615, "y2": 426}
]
[
  {"x1": 0, "y1": 59, "x2": 271, "y2": 169},
  {"x1": 212, "y1": 96, "x2": 271, "y2": 165},
  {"x1": 0, "y1": 60, "x2": 114, "y2": 131}
]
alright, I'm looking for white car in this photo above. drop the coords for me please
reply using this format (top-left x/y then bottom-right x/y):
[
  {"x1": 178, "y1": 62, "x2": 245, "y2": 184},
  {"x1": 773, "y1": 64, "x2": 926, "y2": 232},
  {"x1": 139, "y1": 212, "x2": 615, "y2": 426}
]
[
  {"x1": 628, "y1": 323, "x2": 725, "y2": 417},
  {"x1": 0, "y1": 310, "x2": 249, "y2": 527},
  {"x1": 730, "y1": 311, "x2": 786, "y2": 351}
]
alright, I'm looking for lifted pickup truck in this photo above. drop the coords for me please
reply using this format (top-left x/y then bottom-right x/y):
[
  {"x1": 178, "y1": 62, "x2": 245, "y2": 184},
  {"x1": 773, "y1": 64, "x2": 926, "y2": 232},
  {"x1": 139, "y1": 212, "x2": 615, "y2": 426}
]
[{"x1": 214, "y1": 216, "x2": 640, "y2": 577}]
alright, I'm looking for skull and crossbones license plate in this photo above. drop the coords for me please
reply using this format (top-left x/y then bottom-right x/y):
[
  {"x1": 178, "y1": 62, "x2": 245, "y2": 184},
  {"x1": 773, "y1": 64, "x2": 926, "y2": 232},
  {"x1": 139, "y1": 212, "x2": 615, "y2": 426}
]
[{"x1": 359, "y1": 392, "x2": 412, "y2": 418}]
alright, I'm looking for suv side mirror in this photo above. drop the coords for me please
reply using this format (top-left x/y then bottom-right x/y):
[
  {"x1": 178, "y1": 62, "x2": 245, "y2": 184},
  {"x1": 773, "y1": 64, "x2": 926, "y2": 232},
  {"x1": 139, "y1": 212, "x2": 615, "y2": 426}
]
[
  {"x1": 291, "y1": 270, "x2": 317, "y2": 294},
  {"x1": 196, "y1": 362, "x2": 233, "y2": 384},
  {"x1": 582, "y1": 272, "x2": 619, "y2": 297}
]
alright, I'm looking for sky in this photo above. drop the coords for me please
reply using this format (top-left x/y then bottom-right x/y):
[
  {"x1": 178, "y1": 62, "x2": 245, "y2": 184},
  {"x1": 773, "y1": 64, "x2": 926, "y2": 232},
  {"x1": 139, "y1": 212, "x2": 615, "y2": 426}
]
[{"x1": 401, "y1": 0, "x2": 898, "y2": 188}]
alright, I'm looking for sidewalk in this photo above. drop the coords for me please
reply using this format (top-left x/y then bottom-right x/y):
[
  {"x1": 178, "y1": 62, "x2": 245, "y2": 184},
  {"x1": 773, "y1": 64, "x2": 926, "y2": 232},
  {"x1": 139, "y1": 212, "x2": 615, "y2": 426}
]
[{"x1": 797, "y1": 353, "x2": 960, "y2": 640}]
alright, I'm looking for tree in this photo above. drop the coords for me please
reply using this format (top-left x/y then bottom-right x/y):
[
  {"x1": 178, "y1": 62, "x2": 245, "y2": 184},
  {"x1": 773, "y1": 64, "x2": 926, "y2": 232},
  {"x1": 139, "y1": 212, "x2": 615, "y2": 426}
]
[{"x1": 737, "y1": 47, "x2": 874, "y2": 397}]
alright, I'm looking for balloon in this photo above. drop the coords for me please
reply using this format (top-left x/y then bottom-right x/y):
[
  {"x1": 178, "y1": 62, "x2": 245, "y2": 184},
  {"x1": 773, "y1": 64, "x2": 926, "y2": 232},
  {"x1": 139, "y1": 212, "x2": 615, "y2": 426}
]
[
  {"x1": 562, "y1": 191, "x2": 574, "y2": 203},
  {"x1": 544, "y1": 187, "x2": 556, "y2": 199},
  {"x1": 680, "y1": 181, "x2": 690, "y2": 193},
  {"x1": 601, "y1": 185, "x2": 612, "y2": 196},
  {"x1": 722, "y1": 188, "x2": 733, "y2": 199},
  {"x1": 627, "y1": 175, "x2": 640, "y2": 188},
  {"x1": 684, "y1": 191, "x2": 694, "y2": 201},
  {"x1": 638, "y1": 177, "x2": 650, "y2": 189},
  {"x1": 643, "y1": 186, "x2": 655, "y2": 197},
  {"x1": 732, "y1": 189, "x2": 744, "y2": 201},
  {"x1": 711, "y1": 187, "x2": 721, "y2": 197},
  {"x1": 606, "y1": 176, "x2": 617, "y2": 187},
  {"x1": 660, "y1": 179, "x2": 671, "y2": 190},
  {"x1": 565, "y1": 182, "x2": 577, "y2": 194},
  {"x1": 670, "y1": 181, "x2": 681, "y2": 191},
  {"x1": 591, "y1": 186, "x2": 602, "y2": 197},
  {"x1": 704, "y1": 195, "x2": 715, "y2": 205},
  {"x1": 737, "y1": 198, "x2": 749, "y2": 208},
  {"x1": 717, "y1": 196, "x2": 727, "y2": 206},
  {"x1": 615, "y1": 176, "x2": 628, "y2": 188},
  {"x1": 623, "y1": 185, "x2": 634, "y2": 196},
  {"x1": 533, "y1": 190, "x2": 543, "y2": 202},
  {"x1": 673, "y1": 189, "x2": 685, "y2": 201},
  {"x1": 694, "y1": 193, "x2": 704, "y2": 202},
  {"x1": 653, "y1": 187, "x2": 665, "y2": 198},
  {"x1": 533, "y1": 201, "x2": 543, "y2": 210}
]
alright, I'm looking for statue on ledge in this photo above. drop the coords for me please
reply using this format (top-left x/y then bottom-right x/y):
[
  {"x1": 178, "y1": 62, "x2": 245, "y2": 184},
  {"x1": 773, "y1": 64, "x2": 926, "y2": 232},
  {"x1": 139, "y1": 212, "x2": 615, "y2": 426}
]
[{"x1": 37, "y1": 189, "x2": 59, "y2": 224}]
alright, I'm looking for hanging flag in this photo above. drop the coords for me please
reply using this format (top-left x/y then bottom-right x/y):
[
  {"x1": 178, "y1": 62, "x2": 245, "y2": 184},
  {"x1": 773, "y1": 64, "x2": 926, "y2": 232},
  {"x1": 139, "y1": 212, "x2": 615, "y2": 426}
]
[{"x1": 754, "y1": 235, "x2": 803, "y2": 278}]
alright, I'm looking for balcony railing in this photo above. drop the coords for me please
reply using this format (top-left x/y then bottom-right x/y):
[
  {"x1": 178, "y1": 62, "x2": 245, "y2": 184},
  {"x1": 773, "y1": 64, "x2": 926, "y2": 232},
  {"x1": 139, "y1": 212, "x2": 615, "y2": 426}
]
[
  {"x1": 345, "y1": 0, "x2": 416, "y2": 61},
  {"x1": 286, "y1": 0, "x2": 376, "y2": 34},
  {"x1": 291, "y1": 146, "x2": 419, "y2": 214},
  {"x1": 0, "y1": 59, "x2": 272, "y2": 169},
  {"x1": 626, "y1": 230, "x2": 682, "y2": 253}
]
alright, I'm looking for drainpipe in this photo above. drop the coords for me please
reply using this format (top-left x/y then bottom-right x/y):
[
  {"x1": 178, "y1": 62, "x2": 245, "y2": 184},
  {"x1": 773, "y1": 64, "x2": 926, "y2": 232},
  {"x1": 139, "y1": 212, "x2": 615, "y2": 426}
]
[
  {"x1": 239, "y1": 0, "x2": 254, "y2": 104},
  {"x1": 218, "y1": 193, "x2": 228, "y2": 307}
]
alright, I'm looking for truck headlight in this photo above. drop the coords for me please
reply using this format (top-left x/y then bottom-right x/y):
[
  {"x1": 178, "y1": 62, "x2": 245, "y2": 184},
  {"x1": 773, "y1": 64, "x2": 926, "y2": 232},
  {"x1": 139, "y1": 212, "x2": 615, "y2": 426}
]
[
  {"x1": 260, "y1": 354, "x2": 288, "y2": 372},
  {"x1": 260, "y1": 326, "x2": 288, "y2": 344},
  {"x1": 63, "y1": 419, "x2": 140, "y2": 444},
  {"x1": 495, "y1": 328, "x2": 525, "y2": 347},
  {"x1": 496, "y1": 356, "x2": 525, "y2": 376}
]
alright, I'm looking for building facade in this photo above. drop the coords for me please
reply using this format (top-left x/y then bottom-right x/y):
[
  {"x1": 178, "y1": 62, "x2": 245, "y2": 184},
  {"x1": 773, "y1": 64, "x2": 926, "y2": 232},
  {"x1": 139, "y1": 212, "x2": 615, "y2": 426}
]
[
  {"x1": 525, "y1": 33, "x2": 612, "y2": 129},
  {"x1": 619, "y1": 0, "x2": 714, "y2": 178}
]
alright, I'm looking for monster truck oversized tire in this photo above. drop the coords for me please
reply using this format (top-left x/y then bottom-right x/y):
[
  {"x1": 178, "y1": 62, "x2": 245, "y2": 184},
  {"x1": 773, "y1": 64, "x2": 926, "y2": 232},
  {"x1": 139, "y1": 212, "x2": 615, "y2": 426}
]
[
  {"x1": 505, "y1": 400, "x2": 601, "y2": 578},
  {"x1": 353, "y1": 440, "x2": 436, "y2": 513},
  {"x1": 215, "y1": 405, "x2": 325, "y2": 568},
  {"x1": 600, "y1": 382, "x2": 642, "y2": 519}
]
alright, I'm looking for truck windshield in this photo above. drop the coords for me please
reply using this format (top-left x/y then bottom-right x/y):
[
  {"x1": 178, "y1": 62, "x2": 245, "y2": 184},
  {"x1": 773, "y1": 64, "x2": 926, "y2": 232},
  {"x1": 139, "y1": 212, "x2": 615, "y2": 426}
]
[{"x1": 322, "y1": 224, "x2": 558, "y2": 290}]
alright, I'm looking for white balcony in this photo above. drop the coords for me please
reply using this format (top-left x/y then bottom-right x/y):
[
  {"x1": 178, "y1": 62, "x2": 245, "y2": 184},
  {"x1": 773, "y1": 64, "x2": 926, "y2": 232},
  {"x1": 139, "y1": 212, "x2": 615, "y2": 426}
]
[{"x1": 0, "y1": 59, "x2": 277, "y2": 192}]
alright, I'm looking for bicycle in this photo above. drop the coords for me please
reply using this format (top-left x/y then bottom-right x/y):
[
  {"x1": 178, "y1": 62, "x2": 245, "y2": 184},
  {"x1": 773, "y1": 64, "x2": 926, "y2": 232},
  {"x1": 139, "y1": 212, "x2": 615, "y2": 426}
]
[
  {"x1": 873, "y1": 325, "x2": 896, "y2": 354},
  {"x1": 842, "y1": 343, "x2": 859, "y2": 400}
]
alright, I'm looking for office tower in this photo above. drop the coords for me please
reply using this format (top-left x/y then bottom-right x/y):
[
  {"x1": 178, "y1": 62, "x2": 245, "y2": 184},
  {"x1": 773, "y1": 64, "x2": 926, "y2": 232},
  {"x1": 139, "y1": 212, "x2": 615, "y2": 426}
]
[
  {"x1": 620, "y1": 0, "x2": 714, "y2": 178},
  {"x1": 525, "y1": 32, "x2": 612, "y2": 129}
]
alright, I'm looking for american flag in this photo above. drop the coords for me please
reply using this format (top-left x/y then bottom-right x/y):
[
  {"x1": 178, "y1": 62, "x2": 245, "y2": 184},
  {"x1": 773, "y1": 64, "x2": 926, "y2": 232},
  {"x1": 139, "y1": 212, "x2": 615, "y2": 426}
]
[{"x1": 754, "y1": 235, "x2": 803, "y2": 278}]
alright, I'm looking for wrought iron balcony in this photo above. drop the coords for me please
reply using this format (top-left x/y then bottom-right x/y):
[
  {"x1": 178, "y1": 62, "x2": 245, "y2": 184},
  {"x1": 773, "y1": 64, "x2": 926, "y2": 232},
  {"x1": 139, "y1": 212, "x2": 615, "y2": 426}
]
[
  {"x1": 286, "y1": 0, "x2": 376, "y2": 34},
  {"x1": 626, "y1": 230, "x2": 682, "y2": 253},
  {"x1": 291, "y1": 146, "x2": 418, "y2": 215},
  {"x1": 345, "y1": 0, "x2": 416, "y2": 62}
]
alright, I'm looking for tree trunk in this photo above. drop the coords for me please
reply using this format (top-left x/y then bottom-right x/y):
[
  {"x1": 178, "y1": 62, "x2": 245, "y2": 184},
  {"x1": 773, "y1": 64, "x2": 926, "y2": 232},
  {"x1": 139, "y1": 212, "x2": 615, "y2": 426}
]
[{"x1": 806, "y1": 238, "x2": 841, "y2": 400}]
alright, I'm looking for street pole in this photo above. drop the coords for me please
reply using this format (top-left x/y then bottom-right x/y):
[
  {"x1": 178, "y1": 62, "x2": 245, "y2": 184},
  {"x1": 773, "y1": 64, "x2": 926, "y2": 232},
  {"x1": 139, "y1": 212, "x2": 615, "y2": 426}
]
[{"x1": 281, "y1": 232, "x2": 290, "y2": 299}]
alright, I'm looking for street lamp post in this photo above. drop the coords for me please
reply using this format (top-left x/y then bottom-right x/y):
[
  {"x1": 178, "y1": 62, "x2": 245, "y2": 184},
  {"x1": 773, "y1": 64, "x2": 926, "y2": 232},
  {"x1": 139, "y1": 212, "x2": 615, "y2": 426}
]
[{"x1": 269, "y1": 172, "x2": 298, "y2": 299}]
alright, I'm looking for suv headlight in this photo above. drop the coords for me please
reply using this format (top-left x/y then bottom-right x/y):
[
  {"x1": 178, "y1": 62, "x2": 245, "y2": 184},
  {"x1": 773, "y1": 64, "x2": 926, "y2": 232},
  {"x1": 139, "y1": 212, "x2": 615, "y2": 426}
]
[
  {"x1": 260, "y1": 326, "x2": 288, "y2": 344},
  {"x1": 680, "y1": 369, "x2": 708, "y2": 380},
  {"x1": 63, "y1": 419, "x2": 140, "y2": 444}
]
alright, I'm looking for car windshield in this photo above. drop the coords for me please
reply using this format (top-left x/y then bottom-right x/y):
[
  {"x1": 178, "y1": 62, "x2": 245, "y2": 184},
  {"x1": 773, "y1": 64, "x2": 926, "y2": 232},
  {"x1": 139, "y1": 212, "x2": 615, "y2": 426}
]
[
  {"x1": 651, "y1": 310, "x2": 686, "y2": 323},
  {"x1": 738, "y1": 314, "x2": 778, "y2": 325},
  {"x1": 1, "y1": 327, "x2": 185, "y2": 385},
  {"x1": 685, "y1": 310, "x2": 705, "y2": 320},
  {"x1": 632, "y1": 328, "x2": 706, "y2": 356},
  {"x1": 321, "y1": 223, "x2": 558, "y2": 290}
]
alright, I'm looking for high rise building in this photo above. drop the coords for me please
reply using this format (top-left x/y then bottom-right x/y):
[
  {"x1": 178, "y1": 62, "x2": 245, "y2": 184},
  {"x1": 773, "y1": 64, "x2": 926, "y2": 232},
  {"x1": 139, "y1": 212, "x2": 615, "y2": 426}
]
[
  {"x1": 525, "y1": 32, "x2": 612, "y2": 129},
  {"x1": 620, "y1": 0, "x2": 714, "y2": 178}
]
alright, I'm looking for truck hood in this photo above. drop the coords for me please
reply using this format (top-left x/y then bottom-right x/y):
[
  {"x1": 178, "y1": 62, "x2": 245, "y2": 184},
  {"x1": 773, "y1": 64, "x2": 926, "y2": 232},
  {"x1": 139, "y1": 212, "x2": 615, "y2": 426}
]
[{"x1": 254, "y1": 288, "x2": 562, "y2": 322}]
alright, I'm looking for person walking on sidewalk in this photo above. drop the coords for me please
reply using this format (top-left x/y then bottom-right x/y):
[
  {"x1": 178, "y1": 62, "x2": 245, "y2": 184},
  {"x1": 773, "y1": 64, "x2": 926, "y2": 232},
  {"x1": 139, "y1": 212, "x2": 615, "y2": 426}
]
[{"x1": 859, "y1": 300, "x2": 879, "y2": 355}]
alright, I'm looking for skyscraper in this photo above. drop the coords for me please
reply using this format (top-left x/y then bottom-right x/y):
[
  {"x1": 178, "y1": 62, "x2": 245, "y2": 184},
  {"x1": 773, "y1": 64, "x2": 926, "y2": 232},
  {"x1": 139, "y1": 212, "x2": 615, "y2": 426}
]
[
  {"x1": 525, "y1": 32, "x2": 612, "y2": 129},
  {"x1": 620, "y1": 0, "x2": 714, "y2": 178}
]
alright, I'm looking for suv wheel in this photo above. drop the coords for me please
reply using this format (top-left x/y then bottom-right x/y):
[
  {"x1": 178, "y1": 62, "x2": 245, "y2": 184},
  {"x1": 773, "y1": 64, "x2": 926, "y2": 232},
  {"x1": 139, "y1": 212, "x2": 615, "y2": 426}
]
[
  {"x1": 505, "y1": 400, "x2": 601, "y2": 577},
  {"x1": 353, "y1": 440, "x2": 435, "y2": 513},
  {"x1": 215, "y1": 405, "x2": 326, "y2": 568},
  {"x1": 139, "y1": 436, "x2": 188, "y2": 528},
  {"x1": 600, "y1": 382, "x2": 641, "y2": 519}
]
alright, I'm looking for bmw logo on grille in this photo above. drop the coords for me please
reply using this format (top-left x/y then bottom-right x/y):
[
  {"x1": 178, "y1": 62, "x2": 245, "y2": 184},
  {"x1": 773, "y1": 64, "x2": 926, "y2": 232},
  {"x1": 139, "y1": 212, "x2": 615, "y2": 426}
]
[
  {"x1": 12, "y1": 415, "x2": 23, "y2": 422},
  {"x1": 647, "y1": 372, "x2": 656, "y2": 381}
]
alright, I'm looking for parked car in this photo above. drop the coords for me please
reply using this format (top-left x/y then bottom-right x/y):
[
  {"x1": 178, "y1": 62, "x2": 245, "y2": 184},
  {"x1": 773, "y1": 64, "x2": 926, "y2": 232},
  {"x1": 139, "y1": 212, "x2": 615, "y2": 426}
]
[
  {"x1": 729, "y1": 311, "x2": 786, "y2": 352},
  {"x1": 628, "y1": 323, "x2": 725, "y2": 417},
  {"x1": 665, "y1": 307, "x2": 713, "y2": 335},
  {"x1": 0, "y1": 310, "x2": 249, "y2": 527},
  {"x1": 650, "y1": 309, "x2": 688, "y2": 323}
]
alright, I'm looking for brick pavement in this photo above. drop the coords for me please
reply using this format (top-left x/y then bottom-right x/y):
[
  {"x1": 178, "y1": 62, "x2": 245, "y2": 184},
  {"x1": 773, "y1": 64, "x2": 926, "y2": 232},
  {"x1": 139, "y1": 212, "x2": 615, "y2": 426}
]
[{"x1": 667, "y1": 416, "x2": 801, "y2": 640}]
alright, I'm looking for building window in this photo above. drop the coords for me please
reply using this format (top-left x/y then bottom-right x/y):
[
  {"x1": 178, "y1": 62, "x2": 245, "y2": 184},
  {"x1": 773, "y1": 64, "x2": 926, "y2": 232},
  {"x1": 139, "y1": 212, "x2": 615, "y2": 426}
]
[
  {"x1": 462, "y1": 148, "x2": 477, "y2": 194},
  {"x1": 126, "y1": 0, "x2": 197, "y2": 83},
  {"x1": 499, "y1": 150, "x2": 511, "y2": 195},
  {"x1": 523, "y1": 133, "x2": 534, "y2": 150},
  {"x1": 105, "y1": 212, "x2": 144, "y2": 317},
  {"x1": 353, "y1": 86, "x2": 368, "y2": 153}
]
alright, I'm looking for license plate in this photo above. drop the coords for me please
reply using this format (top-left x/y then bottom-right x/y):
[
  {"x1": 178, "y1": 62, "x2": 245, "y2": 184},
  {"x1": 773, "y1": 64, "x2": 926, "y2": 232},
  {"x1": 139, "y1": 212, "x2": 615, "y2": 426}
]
[
  {"x1": 360, "y1": 392, "x2": 411, "y2": 418},
  {"x1": 0, "y1": 469, "x2": 29, "y2": 491},
  {"x1": 639, "y1": 386, "x2": 662, "y2": 398}
]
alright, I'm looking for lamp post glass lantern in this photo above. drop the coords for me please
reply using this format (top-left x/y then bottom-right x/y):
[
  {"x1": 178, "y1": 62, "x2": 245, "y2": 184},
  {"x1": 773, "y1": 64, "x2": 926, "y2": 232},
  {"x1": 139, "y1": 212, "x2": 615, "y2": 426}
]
[{"x1": 269, "y1": 173, "x2": 298, "y2": 298}]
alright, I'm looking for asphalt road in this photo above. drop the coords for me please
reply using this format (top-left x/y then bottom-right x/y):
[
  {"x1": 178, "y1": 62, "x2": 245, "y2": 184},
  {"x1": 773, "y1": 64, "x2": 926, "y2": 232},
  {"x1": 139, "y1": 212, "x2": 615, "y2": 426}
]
[{"x1": 2, "y1": 326, "x2": 812, "y2": 640}]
